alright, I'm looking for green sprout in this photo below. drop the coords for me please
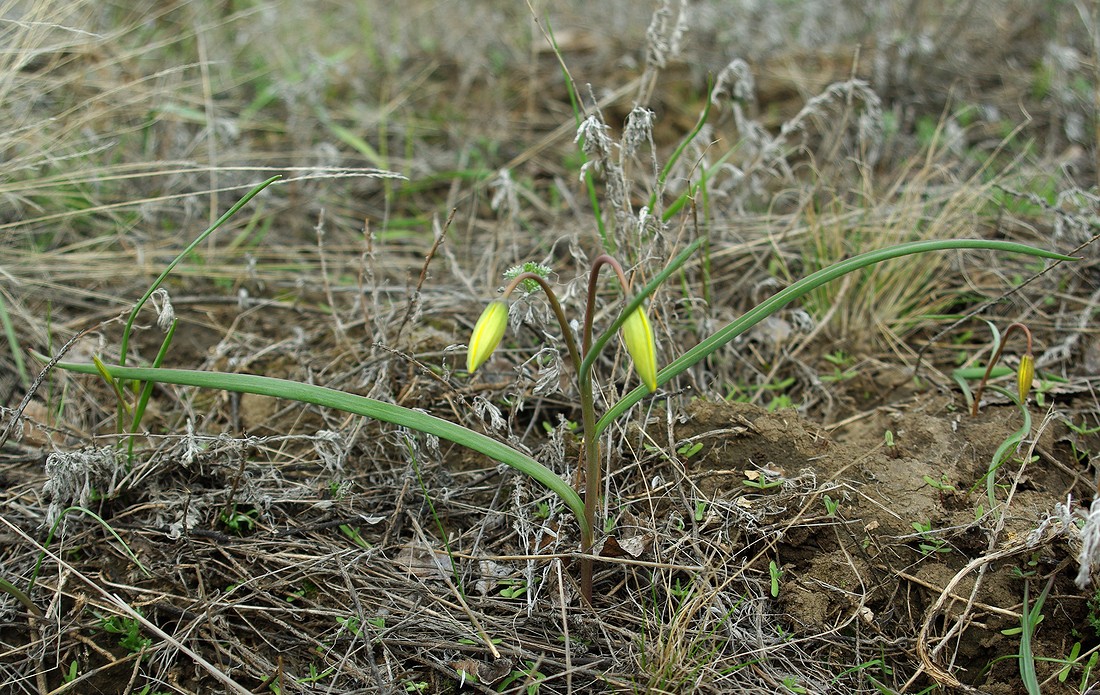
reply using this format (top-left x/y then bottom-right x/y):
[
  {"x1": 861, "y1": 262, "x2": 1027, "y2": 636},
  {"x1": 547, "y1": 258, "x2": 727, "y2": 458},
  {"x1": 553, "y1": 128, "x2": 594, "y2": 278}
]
[
  {"x1": 769, "y1": 560, "x2": 782, "y2": 598},
  {"x1": 98, "y1": 609, "x2": 152, "y2": 653}
]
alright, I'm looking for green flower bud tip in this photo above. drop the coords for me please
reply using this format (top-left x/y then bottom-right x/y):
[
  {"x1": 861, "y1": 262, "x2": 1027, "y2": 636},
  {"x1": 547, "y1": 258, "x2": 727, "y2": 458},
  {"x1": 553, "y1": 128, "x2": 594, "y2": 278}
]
[
  {"x1": 621, "y1": 307, "x2": 658, "y2": 392},
  {"x1": 1017, "y1": 353, "x2": 1034, "y2": 404},
  {"x1": 467, "y1": 301, "x2": 508, "y2": 374}
]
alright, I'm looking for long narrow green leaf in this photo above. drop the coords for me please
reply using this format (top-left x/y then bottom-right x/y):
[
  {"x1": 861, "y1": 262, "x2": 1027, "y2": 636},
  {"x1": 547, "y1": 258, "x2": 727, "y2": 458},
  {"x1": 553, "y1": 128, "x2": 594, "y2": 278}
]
[
  {"x1": 0, "y1": 292, "x2": 29, "y2": 389},
  {"x1": 52, "y1": 361, "x2": 589, "y2": 538},
  {"x1": 1020, "y1": 576, "x2": 1054, "y2": 695},
  {"x1": 596, "y1": 240, "x2": 1075, "y2": 434},
  {"x1": 982, "y1": 385, "x2": 1032, "y2": 512}
]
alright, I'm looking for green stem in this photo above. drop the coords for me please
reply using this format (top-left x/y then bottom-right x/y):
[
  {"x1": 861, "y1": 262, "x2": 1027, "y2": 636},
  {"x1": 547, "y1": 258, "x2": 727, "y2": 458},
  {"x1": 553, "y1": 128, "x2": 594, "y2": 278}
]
[
  {"x1": 504, "y1": 270, "x2": 598, "y2": 601},
  {"x1": 502, "y1": 273, "x2": 582, "y2": 375},
  {"x1": 576, "y1": 254, "x2": 635, "y2": 603}
]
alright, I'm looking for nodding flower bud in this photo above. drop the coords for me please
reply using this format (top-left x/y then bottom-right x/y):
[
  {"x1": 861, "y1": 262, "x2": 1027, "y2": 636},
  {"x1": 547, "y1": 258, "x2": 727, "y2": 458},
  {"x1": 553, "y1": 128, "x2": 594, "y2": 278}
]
[
  {"x1": 1017, "y1": 353, "x2": 1035, "y2": 404},
  {"x1": 467, "y1": 301, "x2": 508, "y2": 374},
  {"x1": 621, "y1": 307, "x2": 658, "y2": 392}
]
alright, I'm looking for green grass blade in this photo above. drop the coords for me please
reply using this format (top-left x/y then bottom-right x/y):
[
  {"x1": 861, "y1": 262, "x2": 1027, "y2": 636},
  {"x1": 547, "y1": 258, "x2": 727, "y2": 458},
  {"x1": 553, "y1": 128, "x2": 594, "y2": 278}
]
[
  {"x1": 118, "y1": 175, "x2": 279, "y2": 367},
  {"x1": 28, "y1": 506, "x2": 151, "y2": 596},
  {"x1": 0, "y1": 292, "x2": 30, "y2": 389},
  {"x1": 0, "y1": 576, "x2": 42, "y2": 618},
  {"x1": 326, "y1": 121, "x2": 387, "y2": 169},
  {"x1": 649, "y1": 76, "x2": 714, "y2": 214},
  {"x1": 596, "y1": 240, "x2": 1075, "y2": 434},
  {"x1": 982, "y1": 385, "x2": 1032, "y2": 512},
  {"x1": 953, "y1": 366, "x2": 1013, "y2": 411},
  {"x1": 1020, "y1": 577, "x2": 1054, "y2": 695},
  {"x1": 51, "y1": 361, "x2": 589, "y2": 538},
  {"x1": 126, "y1": 318, "x2": 178, "y2": 463}
]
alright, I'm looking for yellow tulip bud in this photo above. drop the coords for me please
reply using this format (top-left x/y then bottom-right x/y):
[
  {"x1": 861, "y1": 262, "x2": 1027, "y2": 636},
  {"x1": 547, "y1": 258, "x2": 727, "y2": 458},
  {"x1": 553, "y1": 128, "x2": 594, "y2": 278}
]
[
  {"x1": 467, "y1": 301, "x2": 509, "y2": 374},
  {"x1": 1017, "y1": 353, "x2": 1034, "y2": 404},
  {"x1": 621, "y1": 307, "x2": 658, "y2": 392}
]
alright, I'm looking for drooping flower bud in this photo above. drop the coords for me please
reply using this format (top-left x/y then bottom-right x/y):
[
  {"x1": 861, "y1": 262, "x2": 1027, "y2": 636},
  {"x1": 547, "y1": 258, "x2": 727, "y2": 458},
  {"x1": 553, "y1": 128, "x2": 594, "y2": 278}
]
[
  {"x1": 1017, "y1": 353, "x2": 1035, "y2": 404},
  {"x1": 621, "y1": 307, "x2": 658, "y2": 392},
  {"x1": 467, "y1": 301, "x2": 509, "y2": 374}
]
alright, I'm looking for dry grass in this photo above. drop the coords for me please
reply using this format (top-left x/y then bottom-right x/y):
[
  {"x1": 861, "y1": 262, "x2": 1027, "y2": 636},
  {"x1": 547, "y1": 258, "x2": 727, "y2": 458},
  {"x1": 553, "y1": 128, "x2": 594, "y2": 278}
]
[{"x1": 2, "y1": 1, "x2": 1100, "y2": 694}]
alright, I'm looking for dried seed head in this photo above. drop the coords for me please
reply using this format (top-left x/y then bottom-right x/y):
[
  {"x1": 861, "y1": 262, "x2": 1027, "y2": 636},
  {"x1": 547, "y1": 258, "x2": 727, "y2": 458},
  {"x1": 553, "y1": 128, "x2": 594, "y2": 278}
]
[
  {"x1": 622, "y1": 107, "x2": 656, "y2": 157},
  {"x1": 151, "y1": 288, "x2": 175, "y2": 331},
  {"x1": 575, "y1": 115, "x2": 613, "y2": 176}
]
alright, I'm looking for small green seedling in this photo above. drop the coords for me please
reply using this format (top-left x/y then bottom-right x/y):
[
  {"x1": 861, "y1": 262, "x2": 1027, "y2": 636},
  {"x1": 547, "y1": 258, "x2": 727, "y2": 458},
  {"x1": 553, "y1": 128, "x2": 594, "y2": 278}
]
[
  {"x1": 285, "y1": 581, "x2": 317, "y2": 603},
  {"x1": 767, "y1": 393, "x2": 796, "y2": 411},
  {"x1": 219, "y1": 505, "x2": 258, "y2": 535},
  {"x1": 769, "y1": 561, "x2": 782, "y2": 598},
  {"x1": 911, "y1": 520, "x2": 950, "y2": 555},
  {"x1": 922, "y1": 474, "x2": 956, "y2": 493},
  {"x1": 1066, "y1": 419, "x2": 1100, "y2": 436},
  {"x1": 1032, "y1": 377, "x2": 1056, "y2": 408},
  {"x1": 339, "y1": 524, "x2": 371, "y2": 549},
  {"x1": 820, "y1": 366, "x2": 858, "y2": 383},
  {"x1": 541, "y1": 418, "x2": 577, "y2": 434},
  {"x1": 297, "y1": 663, "x2": 336, "y2": 684},
  {"x1": 678, "y1": 441, "x2": 704, "y2": 458},
  {"x1": 669, "y1": 577, "x2": 692, "y2": 599},
  {"x1": 823, "y1": 495, "x2": 839, "y2": 517},
  {"x1": 820, "y1": 352, "x2": 857, "y2": 382},
  {"x1": 742, "y1": 469, "x2": 784, "y2": 491},
  {"x1": 498, "y1": 578, "x2": 529, "y2": 599},
  {"x1": 97, "y1": 610, "x2": 151, "y2": 653},
  {"x1": 694, "y1": 499, "x2": 708, "y2": 522},
  {"x1": 823, "y1": 350, "x2": 852, "y2": 367},
  {"x1": 496, "y1": 660, "x2": 546, "y2": 694},
  {"x1": 1010, "y1": 553, "x2": 1041, "y2": 579}
]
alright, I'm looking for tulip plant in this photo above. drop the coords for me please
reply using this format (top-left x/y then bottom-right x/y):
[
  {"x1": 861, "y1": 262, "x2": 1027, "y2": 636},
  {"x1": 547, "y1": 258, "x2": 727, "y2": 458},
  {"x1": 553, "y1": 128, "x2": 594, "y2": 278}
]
[
  {"x1": 970, "y1": 321, "x2": 1035, "y2": 416},
  {"x1": 46, "y1": 179, "x2": 1076, "y2": 606},
  {"x1": 466, "y1": 254, "x2": 661, "y2": 601}
]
